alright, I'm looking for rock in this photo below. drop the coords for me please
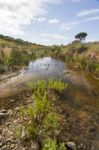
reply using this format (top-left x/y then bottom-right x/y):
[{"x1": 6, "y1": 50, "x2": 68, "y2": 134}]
[
  {"x1": 1, "y1": 145, "x2": 8, "y2": 150},
  {"x1": 0, "y1": 109, "x2": 7, "y2": 113},
  {"x1": 0, "y1": 139, "x2": 5, "y2": 147},
  {"x1": 63, "y1": 70, "x2": 71, "y2": 74},
  {"x1": 10, "y1": 99, "x2": 15, "y2": 103},
  {"x1": 14, "y1": 107, "x2": 19, "y2": 112},
  {"x1": 0, "y1": 113, "x2": 7, "y2": 121},
  {"x1": 21, "y1": 130, "x2": 26, "y2": 140},
  {"x1": 7, "y1": 110, "x2": 13, "y2": 116},
  {"x1": 66, "y1": 141, "x2": 76, "y2": 150},
  {"x1": 31, "y1": 141, "x2": 40, "y2": 150},
  {"x1": 10, "y1": 144, "x2": 15, "y2": 149}
]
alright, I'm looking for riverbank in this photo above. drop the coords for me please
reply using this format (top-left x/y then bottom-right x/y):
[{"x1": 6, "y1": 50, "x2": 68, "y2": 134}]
[
  {"x1": 0, "y1": 87, "x2": 99, "y2": 150},
  {"x1": 0, "y1": 70, "x2": 21, "y2": 83}
]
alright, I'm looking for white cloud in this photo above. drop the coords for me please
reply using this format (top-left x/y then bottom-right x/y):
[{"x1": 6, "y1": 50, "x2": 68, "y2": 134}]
[
  {"x1": 61, "y1": 21, "x2": 81, "y2": 31},
  {"x1": 61, "y1": 14, "x2": 99, "y2": 31},
  {"x1": 85, "y1": 15, "x2": 99, "y2": 21},
  {"x1": 77, "y1": 8, "x2": 99, "y2": 17},
  {"x1": 41, "y1": 33, "x2": 68, "y2": 40},
  {"x1": 48, "y1": 19, "x2": 60, "y2": 24},
  {"x1": 0, "y1": 0, "x2": 62, "y2": 36},
  {"x1": 32, "y1": 17, "x2": 46, "y2": 22}
]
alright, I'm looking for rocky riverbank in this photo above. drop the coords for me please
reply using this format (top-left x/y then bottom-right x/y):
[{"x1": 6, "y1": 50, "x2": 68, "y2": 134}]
[
  {"x1": 0, "y1": 70, "x2": 21, "y2": 83},
  {"x1": 0, "y1": 90, "x2": 99, "y2": 150}
]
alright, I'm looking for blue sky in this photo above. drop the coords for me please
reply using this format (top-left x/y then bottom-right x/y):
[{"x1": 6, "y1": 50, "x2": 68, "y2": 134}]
[{"x1": 0, "y1": 0, "x2": 99, "y2": 45}]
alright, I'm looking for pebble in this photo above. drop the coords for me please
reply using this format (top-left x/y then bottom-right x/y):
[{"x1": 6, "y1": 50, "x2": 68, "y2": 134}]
[
  {"x1": 0, "y1": 113, "x2": 7, "y2": 121},
  {"x1": 7, "y1": 110, "x2": 13, "y2": 116},
  {"x1": 66, "y1": 141, "x2": 77, "y2": 150},
  {"x1": 1, "y1": 145, "x2": 8, "y2": 150},
  {"x1": 10, "y1": 99, "x2": 15, "y2": 103},
  {"x1": 0, "y1": 109, "x2": 7, "y2": 113}
]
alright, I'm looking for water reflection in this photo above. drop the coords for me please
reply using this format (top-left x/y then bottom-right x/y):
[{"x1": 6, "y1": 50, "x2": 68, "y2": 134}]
[{"x1": 21, "y1": 57, "x2": 65, "y2": 79}]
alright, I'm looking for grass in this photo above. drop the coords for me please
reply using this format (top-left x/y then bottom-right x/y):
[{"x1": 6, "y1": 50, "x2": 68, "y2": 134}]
[{"x1": 15, "y1": 80, "x2": 67, "y2": 148}]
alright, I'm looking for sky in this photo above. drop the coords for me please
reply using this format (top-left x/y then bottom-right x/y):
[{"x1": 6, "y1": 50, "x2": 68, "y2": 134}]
[{"x1": 0, "y1": 0, "x2": 99, "y2": 45}]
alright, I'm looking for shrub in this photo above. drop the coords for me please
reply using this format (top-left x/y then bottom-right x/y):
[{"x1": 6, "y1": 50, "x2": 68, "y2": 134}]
[{"x1": 74, "y1": 44, "x2": 87, "y2": 53}]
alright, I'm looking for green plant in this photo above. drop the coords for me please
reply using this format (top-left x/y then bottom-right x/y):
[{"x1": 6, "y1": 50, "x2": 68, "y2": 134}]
[
  {"x1": 43, "y1": 138, "x2": 58, "y2": 150},
  {"x1": 43, "y1": 138, "x2": 66, "y2": 150},
  {"x1": 14, "y1": 127, "x2": 22, "y2": 139},
  {"x1": 58, "y1": 143, "x2": 66, "y2": 150},
  {"x1": 43, "y1": 112, "x2": 60, "y2": 130},
  {"x1": 18, "y1": 80, "x2": 67, "y2": 141},
  {"x1": 48, "y1": 79, "x2": 67, "y2": 92}
]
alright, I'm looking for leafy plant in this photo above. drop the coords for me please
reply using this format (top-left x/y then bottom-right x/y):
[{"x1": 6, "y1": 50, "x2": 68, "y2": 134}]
[
  {"x1": 48, "y1": 79, "x2": 67, "y2": 92},
  {"x1": 18, "y1": 80, "x2": 67, "y2": 142},
  {"x1": 43, "y1": 112, "x2": 60, "y2": 131},
  {"x1": 43, "y1": 138, "x2": 58, "y2": 150},
  {"x1": 43, "y1": 138, "x2": 66, "y2": 150}
]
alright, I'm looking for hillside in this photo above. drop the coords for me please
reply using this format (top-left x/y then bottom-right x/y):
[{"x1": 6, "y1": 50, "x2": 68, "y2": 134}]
[
  {"x1": 0, "y1": 35, "x2": 51, "y2": 73},
  {"x1": 0, "y1": 34, "x2": 99, "y2": 77},
  {"x1": 60, "y1": 41, "x2": 99, "y2": 76}
]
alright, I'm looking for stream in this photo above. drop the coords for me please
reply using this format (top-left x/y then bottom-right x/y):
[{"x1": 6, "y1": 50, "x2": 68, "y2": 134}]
[
  {"x1": 0, "y1": 57, "x2": 99, "y2": 110},
  {"x1": 0, "y1": 57, "x2": 99, "y2": 149}
]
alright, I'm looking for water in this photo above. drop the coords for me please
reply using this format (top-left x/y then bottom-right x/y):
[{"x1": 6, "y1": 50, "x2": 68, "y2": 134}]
[
  {"x1": 0, "y1": 57, "x2": 66, "y2": 100},
  {"x1": 21, "y1": 57, "x2": 65, "y2": 79}
]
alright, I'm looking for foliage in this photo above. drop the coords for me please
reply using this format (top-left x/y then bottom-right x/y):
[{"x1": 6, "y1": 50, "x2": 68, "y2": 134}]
[
  {"x1": 48, "y1": 79, "x2": 67, "y2": 92},
  {"x1": 43, "y1": 138, "x2": 66, "y2": 150},
  {"x1": 43, "y1": 112, "x2": 60, "y2": 129},
  {"x1": 43, "y1": 138, "x2": 58, "y2": 150},
  {"x1": 74, "y1": 44, "x2": 87, "y2": 53},
  {"x1": 75, "y1": 32, "x2": 87, "y2": 41},
  {"x1": 14, "y1": 127, "x2": 22, "y2": 139},
  {"x1": 19, "y1": 80, "x2": 67, "y2": 140}
]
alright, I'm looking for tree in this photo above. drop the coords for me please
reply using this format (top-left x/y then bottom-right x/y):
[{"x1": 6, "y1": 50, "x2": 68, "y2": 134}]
[{"x1": 75, "y1": 32, "x2": 87, "y2": 42}]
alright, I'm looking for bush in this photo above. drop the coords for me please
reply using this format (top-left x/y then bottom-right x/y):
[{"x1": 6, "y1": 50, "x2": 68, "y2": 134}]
[{"x1": 74, "y1": 44, "x2": 87, "y2": 53}]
